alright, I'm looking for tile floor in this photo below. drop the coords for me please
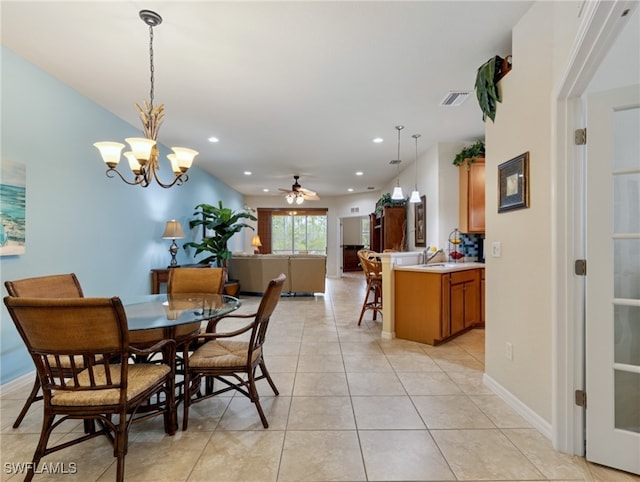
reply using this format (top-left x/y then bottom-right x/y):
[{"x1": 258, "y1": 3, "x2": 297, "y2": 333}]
[{"x1": 1, "y1": 274, "x2": 639, "y2": 481}]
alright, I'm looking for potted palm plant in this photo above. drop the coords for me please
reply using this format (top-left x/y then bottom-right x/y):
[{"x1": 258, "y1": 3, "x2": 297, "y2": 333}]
[{"x1": 183, "y1": 201, "x2": 257, "y2": 268}]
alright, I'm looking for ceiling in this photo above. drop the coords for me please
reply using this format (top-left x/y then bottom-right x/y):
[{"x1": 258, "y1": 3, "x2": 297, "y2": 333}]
[{"x1": 1, "y1": 1, "x2": 533, "y2": 199}]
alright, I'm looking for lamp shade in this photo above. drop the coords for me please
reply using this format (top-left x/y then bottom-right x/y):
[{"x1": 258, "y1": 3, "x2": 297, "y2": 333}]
[
  {"x1": 162, "y1": 220, "x2": 186, "y2": 239},
  {"x1": 391, "y1": 186, "x2": 404, "y2": 200},
  {"x1": 251, "y1": 235, "x2": 262, "y2": 248},
  {"x1": 409, "y1": 190, "x2": 421, "y2": 203}
]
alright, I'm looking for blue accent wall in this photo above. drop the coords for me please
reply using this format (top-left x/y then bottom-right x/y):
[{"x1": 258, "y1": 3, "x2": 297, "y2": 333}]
[{"x1": 0, "y1": 46, "x2": 245, "y2": 384}]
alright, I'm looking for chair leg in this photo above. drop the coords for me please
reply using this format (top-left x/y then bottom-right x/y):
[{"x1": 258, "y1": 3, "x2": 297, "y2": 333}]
[
  {"x1": 259, "y1": 361, "x2": 279, "y2": 396},
  {"x1": 13, "y1": 376, "x2": 42, "y2": 428},
  {"x1": 114, "y1": 415, "x2": 128, "y2": 482},
  {"x1": 248, "y1": 369, "x2": 269, "y2": 428},
  {"x1": 27, "y1": 412, "x2": 55, "y2": 482},
  {"x1": 357, "y1": 279, "x2": 374, "y2": 326}
]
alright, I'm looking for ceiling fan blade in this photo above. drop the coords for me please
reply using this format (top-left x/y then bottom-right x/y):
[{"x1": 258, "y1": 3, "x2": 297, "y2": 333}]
[
  {"x1": 302, "y1": 192, "x2": 320, "y2": 200},
  {"x1": 299, "y1": 187, "x2": 317, "y2": 196}
]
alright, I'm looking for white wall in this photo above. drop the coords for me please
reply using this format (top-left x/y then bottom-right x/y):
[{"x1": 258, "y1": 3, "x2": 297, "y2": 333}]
[
  {"x1": 484, "y1": 1, "x2": 582, "y2": 424},
  {"x1": 342, "y1": 217, "x2": 364, "y2": 245}
]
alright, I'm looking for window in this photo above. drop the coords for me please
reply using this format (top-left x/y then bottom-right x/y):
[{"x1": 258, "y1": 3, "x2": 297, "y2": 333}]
[
  {"x1": 256, "y1": 208, "x2": 328, "y2": 254},
  {"x1": 361, "y1": 216, "x2": 370, "y2": 247}
]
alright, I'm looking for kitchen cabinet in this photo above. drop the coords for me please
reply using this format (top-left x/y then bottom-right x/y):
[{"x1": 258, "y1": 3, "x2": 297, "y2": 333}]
[
  {"x1": 370, "y1": 206, "x2": 406, "y2": 252},
  {"x1": 394, "y1": 266, "x2": 483, "y2": 345},
  {"x1": 480, "y1": 268, "x2": 485, "y2": 324},
  {"x1": 459, "y1": 158, "x2": 485, "y2": 233}
]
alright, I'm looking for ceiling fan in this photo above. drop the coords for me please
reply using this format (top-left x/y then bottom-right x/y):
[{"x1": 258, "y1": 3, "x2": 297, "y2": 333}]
[{"x1": 278, "y1": 175, "x2": 320, "y2": 204}]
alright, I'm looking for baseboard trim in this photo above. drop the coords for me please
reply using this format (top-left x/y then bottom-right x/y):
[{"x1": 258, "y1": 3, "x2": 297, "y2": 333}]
[
  {"x1": 483, "y1": 373, "x2": 553, "y2": 440},
  {"x1": 1, "y1": 370, "x2": 35, "y2": 397}
]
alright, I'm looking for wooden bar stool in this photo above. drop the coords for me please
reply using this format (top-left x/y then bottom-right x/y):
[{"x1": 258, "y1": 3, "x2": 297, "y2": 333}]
[{"x1": 357, "y1": 250, "x2": 383, "y2": 325}]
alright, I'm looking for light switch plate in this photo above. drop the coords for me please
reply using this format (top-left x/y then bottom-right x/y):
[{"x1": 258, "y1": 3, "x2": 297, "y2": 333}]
[{"x1": 491, "y1": 241, "x2": 502, "y2": 257}]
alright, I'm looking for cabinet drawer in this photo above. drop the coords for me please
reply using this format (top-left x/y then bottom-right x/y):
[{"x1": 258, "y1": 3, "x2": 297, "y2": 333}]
[{"x1": 450, "y1": 269, "x2": 479, "y2": 284}]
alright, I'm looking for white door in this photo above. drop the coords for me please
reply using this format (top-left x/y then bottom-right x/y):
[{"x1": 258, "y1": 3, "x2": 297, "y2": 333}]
[{"x1": 586, "y1": 84, "x2": 640, "y2": 474}]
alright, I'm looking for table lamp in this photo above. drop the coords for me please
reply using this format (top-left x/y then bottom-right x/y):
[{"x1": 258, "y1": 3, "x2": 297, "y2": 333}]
[
  {"x1": 162, "y1": 220, "x2": 186, "y2": 267},
  {"x1": 251, "y1": 234, "x2": 262, "y2": 254}
]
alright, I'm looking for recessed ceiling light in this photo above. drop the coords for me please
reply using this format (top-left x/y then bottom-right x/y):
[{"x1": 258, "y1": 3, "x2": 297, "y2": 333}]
[
  {"x1": 355, "y1": 171, "x2": 363, "y2": 176},
  {"x1": 347, "y1": 188, "x2": 354, "y2": 192},
  {"x1": 373, "y1": 138, "x2": 383, "y2": 143},
  {"x1": 263, "y1": 188, "x2": 269, "y2": 192},
  {"x1": 208, "y1": 136, "x2": 219, "y2": 143},
  {"x1": 244, "y1": 171, "x2": 252, "y2": 176}
]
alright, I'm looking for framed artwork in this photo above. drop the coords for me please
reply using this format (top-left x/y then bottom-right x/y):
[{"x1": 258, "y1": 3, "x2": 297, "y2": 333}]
[
  {"x1": 498, "y1": 152, "x2": 529, "y2": 213},
  {"x1": 414, "y1": 195, "x2": 426, "y2": 247},
  {"x1": 0, "y1": 159, "x2": 26, "y2": 256}
]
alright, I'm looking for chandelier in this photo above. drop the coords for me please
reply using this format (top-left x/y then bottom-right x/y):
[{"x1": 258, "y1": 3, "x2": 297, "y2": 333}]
[{"x1": 93, "y1": 10, "x2": 198, "y2": 188}]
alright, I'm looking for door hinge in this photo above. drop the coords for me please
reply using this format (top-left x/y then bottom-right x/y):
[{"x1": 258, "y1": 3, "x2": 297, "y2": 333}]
[
  {"x1": 575, "y1": 128, "x2": 587, "y2": 145},
  {"x1": 575, "y1": 259, "x2": 587, "y2": 276},
  {"x1": 575, "y1": 389, "x2": 587, "y2": 408}
]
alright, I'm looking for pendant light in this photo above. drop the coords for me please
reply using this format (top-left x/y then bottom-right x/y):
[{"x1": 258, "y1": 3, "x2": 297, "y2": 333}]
[
  {"x1": 390, "y1": 125, "x2": 404, "y2": 200},
  {"x1": 409, "y1": 133, "x2": 422, "y2": 203}
]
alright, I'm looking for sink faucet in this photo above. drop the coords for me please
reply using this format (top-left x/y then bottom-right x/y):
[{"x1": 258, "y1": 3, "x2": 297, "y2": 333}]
[{"x1": 424, "y1": 248, "x2": 444, "y2": 264}]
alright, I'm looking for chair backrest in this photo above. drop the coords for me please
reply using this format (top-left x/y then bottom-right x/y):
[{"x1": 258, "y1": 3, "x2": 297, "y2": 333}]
[
  {"x1": 167, "y1": 268, "x2": 225, "y2": 295},
  {"x1": 3, "y1": 296, "x2": 130, "y2": 402},
  {"x1": 357, "y1": 250, "x2": 382, "y2": 278},
  {"x1": 247, "y1": 273, "x2": 286, "y2": 357},
  {"x1": 5, "y1": 273, "x2": 84, "y2": 298}
]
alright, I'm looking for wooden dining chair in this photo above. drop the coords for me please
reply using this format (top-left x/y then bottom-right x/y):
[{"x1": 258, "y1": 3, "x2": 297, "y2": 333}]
[
  {"x1": 182, "y1": 273, "x2": 286, "y2": 430},
  {"x1": 167, "y1": 267, "x2": 226, "y2": 332},
  {"x1": 3, "y1": 296, "x2": 177, "y2": 482},
  {"x1": 357, "y1": 249, "x2": 383, "y2": 326},
  {"x1": 4, "y1": 273, "x2": 85, "y2": 428}
]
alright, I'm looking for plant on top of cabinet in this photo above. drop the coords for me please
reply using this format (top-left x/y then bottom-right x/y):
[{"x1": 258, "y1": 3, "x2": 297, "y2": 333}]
[{"x1": 453, "y1": 139, "x2": 485, "y2": 170}]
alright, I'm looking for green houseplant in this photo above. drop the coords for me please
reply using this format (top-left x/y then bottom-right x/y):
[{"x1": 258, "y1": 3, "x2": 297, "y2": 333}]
[
  {"x1": 475, "y1": 55, "x2": 510, "y2": 122},
  {"x1": 453, "y1": 139, "x2": 485, "y2": 169},
  {"x1": 183, "y1": 201, "x2": 257, "y2": 267}
]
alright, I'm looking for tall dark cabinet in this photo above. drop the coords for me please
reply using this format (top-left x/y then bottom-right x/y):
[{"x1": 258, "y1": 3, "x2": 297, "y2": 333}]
[{"x1": 369, "y1": 206, "x2": 406, "y2": 252}]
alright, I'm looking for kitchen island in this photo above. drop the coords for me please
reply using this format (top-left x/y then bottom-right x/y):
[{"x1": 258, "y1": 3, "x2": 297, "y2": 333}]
[{"x1": 393, "y1": 262, "x2": 485, "y2": 345}]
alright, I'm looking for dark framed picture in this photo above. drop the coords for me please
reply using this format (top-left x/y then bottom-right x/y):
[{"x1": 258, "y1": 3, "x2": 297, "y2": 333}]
[
  {"x1": 498, "y1": 152, "x2": 529, "y2": 213},
  {"x1": 415, "y1": 195, "x2": 426, "y2": 247}
]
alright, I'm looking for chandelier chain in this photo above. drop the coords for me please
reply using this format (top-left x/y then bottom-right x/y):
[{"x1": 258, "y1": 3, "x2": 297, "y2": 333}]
[{"x1": 148, "y1": 24, "x2": 155, "y2": 109}]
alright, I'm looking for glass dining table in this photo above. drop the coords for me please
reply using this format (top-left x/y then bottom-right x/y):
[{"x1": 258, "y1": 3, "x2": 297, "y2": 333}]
[{"x1": 121, "y1": 293, "x2": 241, "y2": 348}]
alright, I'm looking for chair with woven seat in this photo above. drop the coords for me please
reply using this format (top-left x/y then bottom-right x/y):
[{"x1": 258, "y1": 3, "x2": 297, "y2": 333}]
[
  {"x1": 3, "y1": 296, "x2": 177, "y2": 482},
  {"x1": 357, "y1": 249, "x2": 383, "y2": 326},
  {"x1": 4, "y1": 273, "x2": 85, "y2": 428},
  {"x1": 182, "y1": 273, "x2": 286, "y2": 430},
  {"x1": 167, "y1": 267, "x2": 226, "y2": 333}
]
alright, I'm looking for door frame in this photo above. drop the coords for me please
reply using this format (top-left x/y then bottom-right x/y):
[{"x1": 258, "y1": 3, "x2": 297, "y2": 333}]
[{"x1": 552, "y1": 0, "x2": 638, "y2": 455}]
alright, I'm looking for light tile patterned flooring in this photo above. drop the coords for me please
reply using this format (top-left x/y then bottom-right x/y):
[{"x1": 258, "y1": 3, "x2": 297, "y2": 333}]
[{"x1": 2, "y1": 274, "x2": 639, "y2": 481}]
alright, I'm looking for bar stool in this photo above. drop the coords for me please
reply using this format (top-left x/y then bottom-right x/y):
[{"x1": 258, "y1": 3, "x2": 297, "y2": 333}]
[{"x1": 357, "y1": 249, "x2": 383, "y2": 325}]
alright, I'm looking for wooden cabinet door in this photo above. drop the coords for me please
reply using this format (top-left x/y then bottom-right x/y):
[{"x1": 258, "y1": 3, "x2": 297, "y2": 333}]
[
  {"x1": 463, "y1": 279, "x2": 479, "y2": 328},
  {"x1": 480, "y1": 270, "x2": 485, "y2": 324},
  {"x1": 450, "y1": 282, "x2": 465, "y2": 334},
  {"x1": 459, "y1": 159, "x2": 485, "y2": 233}
]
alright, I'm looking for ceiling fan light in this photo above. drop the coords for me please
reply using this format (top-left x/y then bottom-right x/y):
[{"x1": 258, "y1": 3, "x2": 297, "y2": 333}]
[
  {"x1": 295, "y1": 194, "x2": 304, "y2": 205},
  {"x1": 391, "y1": 186, "x2": 404, "y2": 200},
  {"x1": 286, "y1": 193, "x2": 295, "y2": 204},
  {"x1": 409, "y1": 190, "x2": 421, "y2": 203}
]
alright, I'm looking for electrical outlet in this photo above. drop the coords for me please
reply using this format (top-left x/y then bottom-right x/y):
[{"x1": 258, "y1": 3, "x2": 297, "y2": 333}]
[
  {"x1": 505, "y1": 342, "x2": 513, "y2": 361},
  {"x1": 491, "y1": 241, "x2": 502, "y2": 257}
]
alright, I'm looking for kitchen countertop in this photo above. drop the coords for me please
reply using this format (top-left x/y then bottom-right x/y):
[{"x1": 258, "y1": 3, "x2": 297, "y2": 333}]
[{"x1": 394, "y1": 262, "x2": 485, "y2": 273}]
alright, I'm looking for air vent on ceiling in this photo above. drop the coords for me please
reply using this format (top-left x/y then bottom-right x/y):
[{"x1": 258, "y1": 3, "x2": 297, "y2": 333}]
[{"x1": 440, "y1": 91, "x2": 471, "y2": 107}]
